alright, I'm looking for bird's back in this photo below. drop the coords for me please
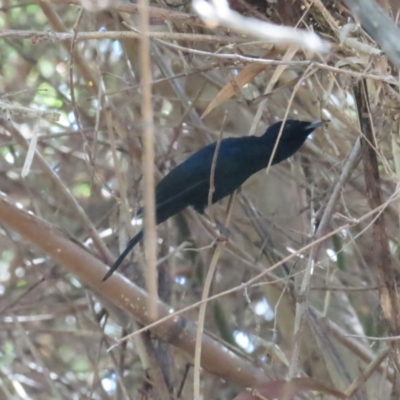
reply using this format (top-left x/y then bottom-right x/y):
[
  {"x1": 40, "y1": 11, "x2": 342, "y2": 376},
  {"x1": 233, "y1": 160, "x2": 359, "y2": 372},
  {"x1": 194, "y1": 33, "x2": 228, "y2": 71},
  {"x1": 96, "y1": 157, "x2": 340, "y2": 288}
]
[{"x1": 155, "y1": 136, "x2": 265, "y2": 218}]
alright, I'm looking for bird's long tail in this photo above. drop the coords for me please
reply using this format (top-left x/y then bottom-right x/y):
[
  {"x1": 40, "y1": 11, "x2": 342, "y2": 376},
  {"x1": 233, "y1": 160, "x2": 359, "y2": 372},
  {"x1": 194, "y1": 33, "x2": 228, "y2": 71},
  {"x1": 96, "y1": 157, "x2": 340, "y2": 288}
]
[{"x1": 102, "y1": 230, "x2": 144, "y2": 281}]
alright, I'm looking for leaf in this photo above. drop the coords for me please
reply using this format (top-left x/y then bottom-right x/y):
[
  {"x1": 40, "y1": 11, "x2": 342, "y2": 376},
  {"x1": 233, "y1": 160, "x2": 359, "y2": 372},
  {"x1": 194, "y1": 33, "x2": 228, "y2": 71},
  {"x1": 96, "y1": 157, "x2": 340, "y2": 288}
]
[
  {"x1": 201, "y1": 62, "x2": 267, "y2": 118},
  {"x1": 202, "y1": 48, "x2": 283, "y2": 118}
]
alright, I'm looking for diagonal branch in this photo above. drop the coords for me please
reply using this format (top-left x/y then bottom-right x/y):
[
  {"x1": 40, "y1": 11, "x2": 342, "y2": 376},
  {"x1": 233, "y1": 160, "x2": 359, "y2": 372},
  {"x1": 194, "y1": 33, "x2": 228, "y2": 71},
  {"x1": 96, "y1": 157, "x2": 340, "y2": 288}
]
[{"x1": 0, "y1": 193, "x2": 271, "y2": 388}]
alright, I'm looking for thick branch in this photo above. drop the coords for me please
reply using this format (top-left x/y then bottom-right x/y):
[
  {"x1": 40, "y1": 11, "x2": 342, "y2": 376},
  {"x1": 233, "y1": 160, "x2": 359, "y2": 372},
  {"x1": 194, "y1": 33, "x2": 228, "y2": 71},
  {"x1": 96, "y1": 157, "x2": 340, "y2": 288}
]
[
  {"x1": 346, "y1": 0, "x2": 400, "y2": 70},
  {"x1": 0, "y1": 194, "x2": 270, "y2": 388}
]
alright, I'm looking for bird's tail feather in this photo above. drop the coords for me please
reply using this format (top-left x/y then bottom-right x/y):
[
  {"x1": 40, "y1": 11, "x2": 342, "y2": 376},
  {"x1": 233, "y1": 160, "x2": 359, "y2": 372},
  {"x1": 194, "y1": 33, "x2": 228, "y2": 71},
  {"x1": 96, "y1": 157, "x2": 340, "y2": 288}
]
[{"x1": 102, "y1": 230, "x2": 144, "y2": 281}]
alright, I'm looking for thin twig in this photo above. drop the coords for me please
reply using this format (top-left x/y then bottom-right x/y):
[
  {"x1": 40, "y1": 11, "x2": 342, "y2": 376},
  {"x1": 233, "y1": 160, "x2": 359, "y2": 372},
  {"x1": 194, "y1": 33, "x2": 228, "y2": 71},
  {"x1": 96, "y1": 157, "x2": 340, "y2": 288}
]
[
  {"x1": 266, "y1": 64, "x2": 316, "y2": 173},
  {"x1": 0, "y1": 29, "x2": 254, "y2": 44},
  {"x1": 207, "y1": 114, "x2": 226, "y2": 224},
  {"x1": 193, "y1": 191, "x2": 236, "y2": 400},
  {"x1": 345, "y1": 349, "x2": 389, "y2": 397}
]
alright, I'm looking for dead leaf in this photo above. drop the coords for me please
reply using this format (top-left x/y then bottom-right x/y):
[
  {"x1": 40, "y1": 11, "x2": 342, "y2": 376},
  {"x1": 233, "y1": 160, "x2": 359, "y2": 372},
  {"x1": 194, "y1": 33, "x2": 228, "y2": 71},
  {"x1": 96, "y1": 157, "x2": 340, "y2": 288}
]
[
  {"x1": 202, "y1": 48, "x2": 282, "y2": 118},
  {"x1": 201, "y1": 62, "x2": 267, "y2": 118}
]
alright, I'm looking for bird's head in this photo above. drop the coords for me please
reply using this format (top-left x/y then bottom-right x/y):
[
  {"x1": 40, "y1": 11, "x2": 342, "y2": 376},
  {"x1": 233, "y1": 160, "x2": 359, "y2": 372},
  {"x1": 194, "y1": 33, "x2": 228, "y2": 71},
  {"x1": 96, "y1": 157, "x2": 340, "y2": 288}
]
[{"x1": 262, "y1": 119, "x2": 322, "y2": 164}]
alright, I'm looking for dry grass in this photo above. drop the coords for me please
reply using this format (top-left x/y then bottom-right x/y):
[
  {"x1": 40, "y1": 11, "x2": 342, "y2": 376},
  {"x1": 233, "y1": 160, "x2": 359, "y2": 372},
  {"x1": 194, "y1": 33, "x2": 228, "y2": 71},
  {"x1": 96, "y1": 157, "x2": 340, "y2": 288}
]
[{"x1": 0, "y1": 0, "x2": 400, "y2": 399}]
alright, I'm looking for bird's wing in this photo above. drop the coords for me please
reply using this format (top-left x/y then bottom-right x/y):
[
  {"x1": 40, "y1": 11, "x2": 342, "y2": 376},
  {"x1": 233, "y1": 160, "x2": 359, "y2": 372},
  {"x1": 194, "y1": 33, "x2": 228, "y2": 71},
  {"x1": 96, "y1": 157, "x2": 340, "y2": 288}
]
[
  {"x1": 156, "y1": 177, "x2": 208, "y2": 210},
  {"x1": 156, "y1": 138, "x2": 255, "y2": 200},
  {"x1": 153, "y1": 138, "x2": 259, "y2": 221},
  {"x1": 155, "y1": 143, "x2": 216, "y2": 202}
]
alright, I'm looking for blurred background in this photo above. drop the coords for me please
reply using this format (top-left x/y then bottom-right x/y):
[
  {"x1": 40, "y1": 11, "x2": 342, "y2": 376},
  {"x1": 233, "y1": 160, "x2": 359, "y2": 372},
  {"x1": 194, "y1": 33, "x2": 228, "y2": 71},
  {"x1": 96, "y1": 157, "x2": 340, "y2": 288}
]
[{"x1": 0, "y1": 0, "x2": 398, "y2": 399}]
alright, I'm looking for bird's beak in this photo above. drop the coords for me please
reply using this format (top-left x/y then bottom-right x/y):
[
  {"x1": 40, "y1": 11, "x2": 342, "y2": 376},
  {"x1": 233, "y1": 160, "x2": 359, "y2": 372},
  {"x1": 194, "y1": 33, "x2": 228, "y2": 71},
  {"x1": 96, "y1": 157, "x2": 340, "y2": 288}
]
[{"x1": 307, "y1": 121, "x2": 323, "y2": 130}]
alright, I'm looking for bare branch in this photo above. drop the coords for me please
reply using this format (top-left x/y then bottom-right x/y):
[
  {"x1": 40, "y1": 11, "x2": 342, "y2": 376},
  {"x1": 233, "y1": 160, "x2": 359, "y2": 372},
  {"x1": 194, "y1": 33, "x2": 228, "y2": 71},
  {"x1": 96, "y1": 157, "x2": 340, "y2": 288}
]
[{"x1": 192, "y1": 0, "x2": 330, "y2": 52}]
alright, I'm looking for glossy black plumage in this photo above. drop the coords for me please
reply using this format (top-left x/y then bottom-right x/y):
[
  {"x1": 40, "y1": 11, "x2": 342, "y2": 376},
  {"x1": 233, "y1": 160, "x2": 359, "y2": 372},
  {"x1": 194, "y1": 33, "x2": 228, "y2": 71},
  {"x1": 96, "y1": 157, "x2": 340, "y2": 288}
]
[{"x1": 103, "y1": 119, "x2": 321, "y2": 281}]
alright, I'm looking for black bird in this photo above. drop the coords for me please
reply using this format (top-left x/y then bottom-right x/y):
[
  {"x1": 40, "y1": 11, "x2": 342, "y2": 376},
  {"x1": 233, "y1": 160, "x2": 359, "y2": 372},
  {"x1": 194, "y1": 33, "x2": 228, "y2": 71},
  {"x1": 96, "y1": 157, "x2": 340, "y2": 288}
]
[{"x1": 103, "y1": 119, "x2": 321, "y2": 281}]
